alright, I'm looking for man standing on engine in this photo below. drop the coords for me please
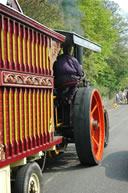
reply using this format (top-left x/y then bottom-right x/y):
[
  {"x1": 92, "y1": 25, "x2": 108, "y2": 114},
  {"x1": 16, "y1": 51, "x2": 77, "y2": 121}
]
[{"x1": 53, "y1": 44, "x2": 83, "y2": 101}]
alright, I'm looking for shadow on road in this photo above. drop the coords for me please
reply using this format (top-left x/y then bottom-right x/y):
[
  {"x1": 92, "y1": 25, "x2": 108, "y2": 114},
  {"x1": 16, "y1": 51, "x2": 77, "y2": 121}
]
[
  {"x1": 102, "y1": 151, "x2": 128, "y2": 182},
  {"x1": 43, "y1": 144, "x2": 88, "y2": 173}
]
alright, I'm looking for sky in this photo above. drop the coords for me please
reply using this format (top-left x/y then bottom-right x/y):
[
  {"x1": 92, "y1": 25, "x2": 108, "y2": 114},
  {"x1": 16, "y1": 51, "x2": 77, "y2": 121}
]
[
  {"x1": 0, "y1": 0, "x2": 7, "y2": 5},
  {"x1": 113, "y1": 0, "x2": 128, "y2": 13}
]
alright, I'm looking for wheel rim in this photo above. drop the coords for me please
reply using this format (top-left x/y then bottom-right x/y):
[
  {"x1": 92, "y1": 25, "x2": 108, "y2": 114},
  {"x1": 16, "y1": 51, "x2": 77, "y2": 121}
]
[
  {"x1": 104, "y1": 111, "x2": 109, "y2": 145},
  {"x1": 28, "y1": 173, "x2": 40, "y2": 193},
  {"x1": 90, "y1": 89, "x2": 104, "y2": 162}
]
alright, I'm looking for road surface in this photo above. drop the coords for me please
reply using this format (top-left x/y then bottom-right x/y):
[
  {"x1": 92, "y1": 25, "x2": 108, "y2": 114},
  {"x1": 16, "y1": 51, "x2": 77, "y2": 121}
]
[{"x1": 43, "y1": 104, "x2": 128, "y2": 193}]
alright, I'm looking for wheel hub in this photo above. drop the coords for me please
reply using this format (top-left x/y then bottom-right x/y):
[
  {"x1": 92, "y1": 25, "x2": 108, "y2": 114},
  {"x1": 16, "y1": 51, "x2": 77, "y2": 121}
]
[
  {"x1": 92, "y1": 119, "x2": 99, "y2": 129},
  {"x1": 29, "y1": 174, "x2": 40, "y2": 193},
  {"x1": 30, "y1": 180, "x2": 37, "y2": 193}
]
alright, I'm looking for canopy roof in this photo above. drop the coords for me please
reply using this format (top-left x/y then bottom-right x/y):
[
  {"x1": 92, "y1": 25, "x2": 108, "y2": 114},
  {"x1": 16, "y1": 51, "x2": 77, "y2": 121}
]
[{"x1": 55, "y1": 30, "x2": 101, "y2": 53}]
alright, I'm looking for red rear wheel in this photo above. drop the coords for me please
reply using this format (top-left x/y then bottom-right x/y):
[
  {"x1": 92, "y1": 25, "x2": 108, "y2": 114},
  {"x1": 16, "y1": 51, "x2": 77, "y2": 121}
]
[
  {"x1": 73, "y1": 87, "x2": 104, "y2": 165},
  {"x1": 90, "y1": 90, "x2": 104, "y2": 162}
]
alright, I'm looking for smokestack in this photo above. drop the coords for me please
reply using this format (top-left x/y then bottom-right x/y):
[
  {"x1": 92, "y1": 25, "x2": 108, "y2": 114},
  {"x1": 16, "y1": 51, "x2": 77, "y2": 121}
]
[{"x1": 74, "y1": 46, "x2": 83, "y2": 66}]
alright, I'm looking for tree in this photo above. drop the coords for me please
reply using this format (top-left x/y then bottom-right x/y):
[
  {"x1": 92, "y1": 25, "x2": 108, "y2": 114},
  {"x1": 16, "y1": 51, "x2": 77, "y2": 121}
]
[
  {"x1": 18, "y1": 0, "x2": 64, "y2": 29},
  {"x1": 58, "y1": 0, "x2": 83, "y2": 34},
  {"x1": 104, "y1": 0, "x2": 128, "y2": 92}
]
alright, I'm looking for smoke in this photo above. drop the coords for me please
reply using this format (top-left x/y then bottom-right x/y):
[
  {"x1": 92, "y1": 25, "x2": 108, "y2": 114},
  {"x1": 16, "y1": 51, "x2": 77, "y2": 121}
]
[{"x1": 60, "y1": 0, "x2": 83, "y2": 35}]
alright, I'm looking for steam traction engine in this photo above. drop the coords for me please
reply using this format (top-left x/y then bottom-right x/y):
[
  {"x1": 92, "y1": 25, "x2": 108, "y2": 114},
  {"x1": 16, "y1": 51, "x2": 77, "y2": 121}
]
[{"x1": 0, "y1": 2, "x2": 109, "y2": 193}]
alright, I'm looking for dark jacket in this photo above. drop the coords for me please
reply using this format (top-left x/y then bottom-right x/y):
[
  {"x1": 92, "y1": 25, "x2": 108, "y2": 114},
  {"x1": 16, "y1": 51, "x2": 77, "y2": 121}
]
[{"x1": 53, "y1": 53, "x2": 83, "y2": 87}]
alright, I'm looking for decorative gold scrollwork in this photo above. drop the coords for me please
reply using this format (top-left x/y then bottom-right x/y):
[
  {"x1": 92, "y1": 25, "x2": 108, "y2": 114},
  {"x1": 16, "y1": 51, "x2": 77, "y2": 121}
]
[
  {"x1": 40, "y1": 78, "x2": 52, "y2": 86},
  {"x1": 15, "y1": 75, "x2": 24, "y2": 84},
  {"x1": 3, "y1": 72, "x2": 53, "y2": 87},
  {"x1": 33, "y1": 77, "x2": 40, "y2": 85},
  {"x1": 4, "y1": 74, "x2": 17, "y2": 83},
  {"x1": 24, "y1": 76, "x2": 34, "y2": 85},
  {"x1": 48, "y1": 79, "x2": 52, "y2": 86},
  {"x1": 40, "y1": 78, "x2": 47, "y2": 86}
]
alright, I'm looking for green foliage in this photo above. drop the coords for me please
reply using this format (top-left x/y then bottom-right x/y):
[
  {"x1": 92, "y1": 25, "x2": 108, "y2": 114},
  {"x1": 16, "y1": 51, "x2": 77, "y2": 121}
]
[
  {"x1": 58, "y1": 0, "x2": 83, "y2": 34},
  {"x1": 78, "y1": 0, "x2": 128, "y2": 98},
  {"x1": 18, "y1": 0, "x2": 64, "y2": 29}
]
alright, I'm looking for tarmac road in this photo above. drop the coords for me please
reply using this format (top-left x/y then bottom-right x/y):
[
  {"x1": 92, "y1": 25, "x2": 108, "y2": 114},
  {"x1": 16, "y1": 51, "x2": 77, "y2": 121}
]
[{"x1": 43, "y1": 104, "x2": 128, "y2": 193}]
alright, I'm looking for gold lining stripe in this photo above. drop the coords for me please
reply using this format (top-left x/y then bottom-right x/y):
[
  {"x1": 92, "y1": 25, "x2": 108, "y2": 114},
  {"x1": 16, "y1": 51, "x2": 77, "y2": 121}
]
[
  {"x1": 40, "y1": 90, "x2": 43, "y2": 135},
  {"x1": 43, "y1": 37, "x2": 45, "y2": 71},
  {"x1": 3, "y1": 88, "x2": 7, "y2": 145},
  {"x1": 33, "y1": 89, "x2": 36, "y2": 137},
  {"x1": 36, "y1": 39, "x2": 38, "y2": 69},
  {"x1": 7, "y1": 32, "x2": 10, "y2": 62},
  {"x1": 18, "y1": 24, "x2": 21, "y2": 66},
  {"x1": 23, "y1": 36, "x2": 25, "y2": 66},
  {"x1": 49, "y1": 39, "x2": 52, "y2": 71},
  {"x1": 31, "y1": 40, "x2": 34, "y2": 67},
  {"x1": 13, "y1": 33, "x2": 15, "y2": 64},
  {"x1": 46, "y1": 42, "x2": 48, "y2": 70},
  {"x1": 44, "y1": 90, "x2": 46, "y2": 133},
  {"x1": 28, "y1": 89, "x2": 31, "y2": 138},
  {"x1": 14, "y1": 89, "x2": 18, "y2": 142},
  {"x1": 27, "y1": 32, "x2": 30, "y2": 67},
  {"x1": 1, "y1": 29, "x2": 4, "y2": 62},
  {"x1": 18, "y1": 35, "x2": 20, "y2": 64},
  {"x1": 19, "y1": 89, "x2": 23, "y2": 141},
  {"x1": 51, "y1": 91, "x2": 54, "y2": 132},
  {"x1": 39, "y1": 39, "x2": 42, "y2": 69},
  {"x1": 47, "y1": 91, "x2": 50, "y2": 132},
  {"x1": 9, "y1": 89, "x2": 12, "y2": 144},
  {"x1": 24, "y1": 89, "x2": 27, "y2": 139},
  {"x1": 37, "y1": 89, "x2": 39, "y2": 136}
]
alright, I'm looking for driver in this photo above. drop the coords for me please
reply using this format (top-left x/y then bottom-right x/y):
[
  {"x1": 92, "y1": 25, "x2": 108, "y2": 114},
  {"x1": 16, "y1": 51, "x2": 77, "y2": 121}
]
[{"x1": 53, "y1": 44, "x2": 83, "y2": 101}]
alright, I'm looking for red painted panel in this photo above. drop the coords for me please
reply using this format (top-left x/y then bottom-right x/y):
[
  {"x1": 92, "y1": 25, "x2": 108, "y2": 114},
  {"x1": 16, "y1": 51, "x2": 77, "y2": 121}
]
[
  {"x1": 10, "y1": 88, "x2": 15, "y2": 156},
  {"x1": 0, "y1": 85, "x2": 58, "y2": 168},
  {"x1": 41, "y1": 89, "x2": 45, "y2": 144},
  {"x1": 14, "y1": 22, "x2": 18, "y2": 71},
  {"x1": 0, "y1": 4, "x2": 65, "y2": 43},
  {"x1": 25, "y1": 88, "x2": 29, "y2": 151},
  {"x1": 40, "y1": 34, "x2": 43, "y2": 75},
  {"x1": 32, "y1": 30, "x2": 36, "y2": 73},
  {"x1": 0, "y1": 16, "x2": 2, "y2": 68},
  {"x1": 4, "y1": 88, "x2": 10, "y2": 158},
  {"x1": 3, "y1": 16, "x2": 8, "y2": 69},
  {"x1": 18, "y1": 23, "x2": 23, "y2": 71},
  {"x1": 20, "y1": 88, "x2": 25, "y2": 152},
  {"x1": 8, "y1": 19, "x2": 14, "y2": 70},
  {"x1": 24, "y1": 27, "x2": 28, "y2": 72},
  {"x1": 0, "y1": 88, "x2": 4, "y2": 158},
  {"x1": 0, "y1": 136, "x2": 62, "y2": 168},
  {"x1": 36, "y1": 32, "x2": 40, "y2": 74},
  {"x1": 15, "y1": 88, "x2": 20, "y2": 154},
  {"x1": 45, "y1": 37, "x2": 48, "y2": 75},
  {"x1": 28, "y1": 29, "x2": 32, "y2": 73},
  {"x1": 49, "y1": 38, "x2": 52, "y2": 76},
  {"x1": 0, "y1": 3, "x2": 64, "y2": 169}
]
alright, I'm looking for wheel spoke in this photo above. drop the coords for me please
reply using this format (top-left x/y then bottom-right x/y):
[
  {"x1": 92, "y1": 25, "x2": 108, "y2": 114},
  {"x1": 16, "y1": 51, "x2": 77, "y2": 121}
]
[
  {"x1": 90, "y1": 118, "x2": 94, "y2": 132},
  {"x1": 92, "y1": 136, "x2": 99, "y2": 148},
  {"x1": 94, "y1": 94, "x2": 98, "y2": 104},
  {"x1": 91, "y1": 104, "x2": 98, "y2": 115}
]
